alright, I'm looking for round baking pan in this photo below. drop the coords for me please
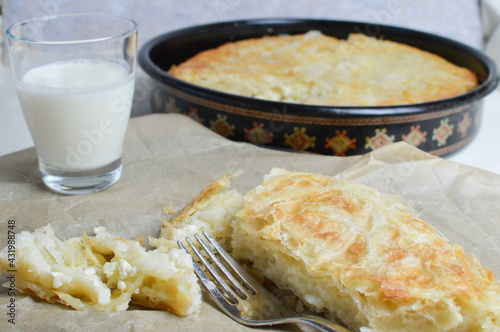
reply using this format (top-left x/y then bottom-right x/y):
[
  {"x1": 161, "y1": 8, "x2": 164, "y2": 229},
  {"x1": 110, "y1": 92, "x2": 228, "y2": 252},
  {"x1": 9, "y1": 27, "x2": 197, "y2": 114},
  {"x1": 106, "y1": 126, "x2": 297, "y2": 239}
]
[{"x1": 139, "y1": 18, "x2": 498, "y2": 156}]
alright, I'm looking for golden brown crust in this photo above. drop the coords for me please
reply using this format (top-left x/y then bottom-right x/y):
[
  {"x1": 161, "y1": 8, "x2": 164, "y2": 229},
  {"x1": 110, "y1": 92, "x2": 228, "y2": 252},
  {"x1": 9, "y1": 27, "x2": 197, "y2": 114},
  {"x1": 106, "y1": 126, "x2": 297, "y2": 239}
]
[
  {"x1": 232, "y1": 168, "x2": 500, "y2": 331},
  {"x1": 151, "y1": 171, "x2": 244, "y2": 251},
  {"x1": 167, "y1": 172, "x2": 235, "y2": 227},
  {"x1": 169, "y1": 32, "x2": 478, "y2": 106}
]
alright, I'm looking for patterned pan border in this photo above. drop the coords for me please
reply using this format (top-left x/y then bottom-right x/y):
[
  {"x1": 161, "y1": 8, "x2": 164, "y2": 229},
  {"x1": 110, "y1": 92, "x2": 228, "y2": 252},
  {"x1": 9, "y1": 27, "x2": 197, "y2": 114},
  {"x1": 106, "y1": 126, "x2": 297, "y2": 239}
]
[{"x1": 151, "y1": 84, "x2": 483, "y2": 157}]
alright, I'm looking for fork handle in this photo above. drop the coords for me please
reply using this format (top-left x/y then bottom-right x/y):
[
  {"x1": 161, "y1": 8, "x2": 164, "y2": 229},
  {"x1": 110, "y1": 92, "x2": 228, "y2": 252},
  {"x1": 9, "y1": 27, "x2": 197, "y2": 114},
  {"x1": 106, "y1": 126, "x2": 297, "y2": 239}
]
[{"x1": 285, "y1": 315, "x2": 351, "y2": 332}]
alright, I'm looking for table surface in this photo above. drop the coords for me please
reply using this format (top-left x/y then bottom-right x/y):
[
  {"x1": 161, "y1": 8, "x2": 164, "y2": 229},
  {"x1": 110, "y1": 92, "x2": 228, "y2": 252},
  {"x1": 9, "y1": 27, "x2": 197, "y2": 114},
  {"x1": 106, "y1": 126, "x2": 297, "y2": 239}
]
[
  {"x1": 1, "y1": 63, "x2": 499, "y2": 175},
  {"x1": 1, "y1": 113, "x2": 499, "y2": 331}
]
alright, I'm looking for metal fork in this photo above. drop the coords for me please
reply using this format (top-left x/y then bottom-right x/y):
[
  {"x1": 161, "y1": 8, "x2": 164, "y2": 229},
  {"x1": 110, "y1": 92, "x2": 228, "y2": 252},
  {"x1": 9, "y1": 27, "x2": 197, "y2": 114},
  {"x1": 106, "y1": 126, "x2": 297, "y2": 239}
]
[{"x1": 178, "y1": 231, "x2": 350, "y2": 332}]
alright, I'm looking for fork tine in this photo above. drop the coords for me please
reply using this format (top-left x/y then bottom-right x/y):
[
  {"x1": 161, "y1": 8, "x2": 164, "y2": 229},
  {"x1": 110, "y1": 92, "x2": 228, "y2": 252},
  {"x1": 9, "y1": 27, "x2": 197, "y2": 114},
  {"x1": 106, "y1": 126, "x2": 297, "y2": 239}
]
[
  {"x1": 200, "y1": 232, "x2": 296, "y2": 318},
  {"x1": 180, "y1": 234, "x2": 351, "y2": 332},
  {"x1": 183, "y1": 237, "x2": 239, "y2": 305},
  {"x1": 193, "y1": 233, "x2": 249, "y2": 299},
  {"x1": 177, "y1": 240, "x2": 213, "y2": 290},
  {"x1": 201, "y1": 231, "x2": 259, "y2": 294}
]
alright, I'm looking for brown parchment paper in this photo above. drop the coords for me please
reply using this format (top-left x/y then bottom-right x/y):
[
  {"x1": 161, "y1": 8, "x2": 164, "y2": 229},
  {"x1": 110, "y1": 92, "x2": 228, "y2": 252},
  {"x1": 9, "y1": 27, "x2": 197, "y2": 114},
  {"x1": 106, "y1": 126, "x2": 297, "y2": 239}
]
[{"x1": 0, "y1": 113, "x2": 499, "y2": 331}]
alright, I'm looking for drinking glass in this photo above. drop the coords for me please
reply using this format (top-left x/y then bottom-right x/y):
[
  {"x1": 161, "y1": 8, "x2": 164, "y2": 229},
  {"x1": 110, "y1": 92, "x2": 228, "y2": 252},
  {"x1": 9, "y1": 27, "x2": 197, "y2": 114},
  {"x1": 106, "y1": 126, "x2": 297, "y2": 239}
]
[{"x1": 6, "y1": 13, "x2": 137, "y2": 194}]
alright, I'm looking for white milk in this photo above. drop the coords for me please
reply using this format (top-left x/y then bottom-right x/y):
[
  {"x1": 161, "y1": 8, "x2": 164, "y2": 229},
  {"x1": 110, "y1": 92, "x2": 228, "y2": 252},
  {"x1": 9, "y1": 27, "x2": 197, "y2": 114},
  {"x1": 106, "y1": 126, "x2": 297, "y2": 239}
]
[{"x1": 16, "y1": 60, "x2": 135, "y2": 170}]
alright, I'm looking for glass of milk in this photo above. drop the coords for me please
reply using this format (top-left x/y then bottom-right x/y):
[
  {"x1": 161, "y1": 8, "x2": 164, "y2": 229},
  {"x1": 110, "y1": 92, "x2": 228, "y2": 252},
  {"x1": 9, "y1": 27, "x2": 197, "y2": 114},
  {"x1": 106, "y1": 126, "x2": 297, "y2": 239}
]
[{"x1": 6, "y1": 14, "x2": 137, "y2": 194}]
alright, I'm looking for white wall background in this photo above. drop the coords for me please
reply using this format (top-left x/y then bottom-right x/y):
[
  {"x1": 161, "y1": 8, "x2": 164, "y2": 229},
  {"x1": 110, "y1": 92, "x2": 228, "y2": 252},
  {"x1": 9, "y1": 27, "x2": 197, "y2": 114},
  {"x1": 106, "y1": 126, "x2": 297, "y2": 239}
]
[{"x1": 2, "y1": 0, "x2": 484, "y2": 52}]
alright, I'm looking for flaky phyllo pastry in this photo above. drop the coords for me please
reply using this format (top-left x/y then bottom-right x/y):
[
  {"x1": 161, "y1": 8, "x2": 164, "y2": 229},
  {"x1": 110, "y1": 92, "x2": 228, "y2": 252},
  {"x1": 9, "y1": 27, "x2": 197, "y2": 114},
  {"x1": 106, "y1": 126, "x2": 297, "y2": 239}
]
[
  {"x1": 0, "y1": 226, "x2": 201, "y2": 315},
  {"x1": 230, "y1": 169, "x2": 500, "y2": 331},
  {"x1": 1, "y1": 168, "x2": 499, "y2": 331}
]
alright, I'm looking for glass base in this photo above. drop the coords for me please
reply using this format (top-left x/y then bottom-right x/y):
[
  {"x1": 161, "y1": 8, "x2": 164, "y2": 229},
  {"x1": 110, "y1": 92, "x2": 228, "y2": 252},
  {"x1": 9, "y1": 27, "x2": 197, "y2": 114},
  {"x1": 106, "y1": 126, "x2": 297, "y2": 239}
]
[{"x1": 39, "y1": 158, "x2": 122, "y2": 195}]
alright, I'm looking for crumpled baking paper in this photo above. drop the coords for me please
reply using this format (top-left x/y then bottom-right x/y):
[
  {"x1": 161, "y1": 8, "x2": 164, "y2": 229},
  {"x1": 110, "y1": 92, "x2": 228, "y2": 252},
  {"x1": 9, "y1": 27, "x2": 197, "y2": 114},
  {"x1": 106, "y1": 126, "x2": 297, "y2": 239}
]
[{"x1": 0, "y1": 114, "x2": 498, "y2": 331}]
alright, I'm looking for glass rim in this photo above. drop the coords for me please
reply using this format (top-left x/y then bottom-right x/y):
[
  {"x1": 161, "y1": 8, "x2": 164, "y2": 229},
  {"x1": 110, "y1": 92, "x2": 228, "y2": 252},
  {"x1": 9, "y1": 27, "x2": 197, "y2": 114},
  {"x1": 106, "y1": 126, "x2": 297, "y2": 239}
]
[{"x1": 5, "y1": 13, "x2": 138, "y2": 45}]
